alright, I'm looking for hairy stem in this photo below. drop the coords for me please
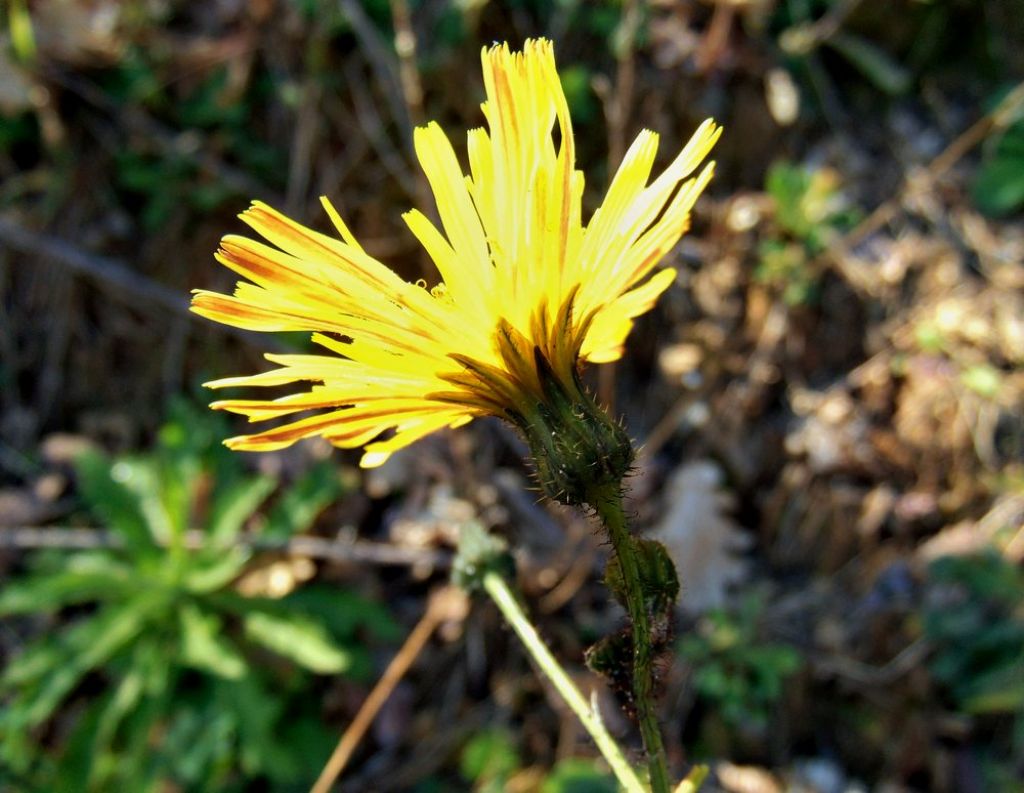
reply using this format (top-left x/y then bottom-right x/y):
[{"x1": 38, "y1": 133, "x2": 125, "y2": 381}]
[
  {"x1": 590, "y1": 486, "x2": 671, "y2": 793},
  {"x1": 482, "y1": 570, "x2": 646, "y2": 793}
]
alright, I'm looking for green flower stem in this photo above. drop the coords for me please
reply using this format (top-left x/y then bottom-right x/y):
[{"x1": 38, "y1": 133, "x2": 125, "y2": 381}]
[
  {"x1": 482, "y1": 570, "x2": 646, "y2": 793},
  {"x1": 589, "y1": 486, "x2": 672, "y2": 793}
]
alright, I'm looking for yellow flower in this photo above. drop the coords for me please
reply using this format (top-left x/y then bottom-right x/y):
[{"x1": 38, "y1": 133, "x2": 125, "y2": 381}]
[{"x1": 192, "y1": 38, "x2": 719, "y2": 475}]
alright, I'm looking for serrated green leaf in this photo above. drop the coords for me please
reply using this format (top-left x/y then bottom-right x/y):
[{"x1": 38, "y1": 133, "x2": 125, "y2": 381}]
[
  {"x1": 207, "y1": 475, "x2": 276, "y2": 545},
  {"x1": 179, "y1": 603, "x2": 248, "y2": 680},
  {"x1": 243, "y1": 611, "x2": 350, "y2": 674}
]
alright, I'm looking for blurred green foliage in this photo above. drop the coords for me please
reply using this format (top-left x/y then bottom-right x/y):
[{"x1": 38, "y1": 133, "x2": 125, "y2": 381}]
[
  {"x1": 924, "y1": 552, "x2": 1024, "y2": 789},
  {"x1": 460, "y1": 727, "x2": 520, "y2": 792},
  {"x1": 114, "y1": 150, "x2": 237, "y2": 232},
  {"x1": 0, "y1": 401, "x2": 396, "y2": 792},
  {"x1": 775, "y1": 0, "x2": 910, "y2": 97},
  {"x1": 540, "y1": 758, "x2": 619, "y2": 793},
  {"x1": 98, "y1": 49, "x2": 287, "y2": 229},
  {"x1": 973, "y1": 93, "x2": 1024, "y2": 217},
  {"x1": 757, "y1": 161, "x2": 858, "y2": 305},
  {"x1": 458, "y1": 728, "x2": 617, "y2": 793},
  {"x1": 912, "y1": 315, "x2": 1007, "y2": 403},
  {"x1": 679, "y1": 596, "x2": 802, "y2": 732},
  {"x1": 774, "y1": 0, "x2": 1009, "y2": 100},
  {"x1": 925, "y1": 552, "x2": 1024, "y2": 718}
]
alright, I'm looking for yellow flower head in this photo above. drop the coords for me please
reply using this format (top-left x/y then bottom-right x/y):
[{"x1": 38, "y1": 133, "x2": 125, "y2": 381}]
[{"x1": 192, "y1": 39, "x2": 719, "y2": 482}]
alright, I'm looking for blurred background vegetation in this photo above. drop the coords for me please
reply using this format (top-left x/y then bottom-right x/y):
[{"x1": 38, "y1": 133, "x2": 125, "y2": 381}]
[{"x1": 1, "y1": 0, "x2": 1022, "y2": 791}]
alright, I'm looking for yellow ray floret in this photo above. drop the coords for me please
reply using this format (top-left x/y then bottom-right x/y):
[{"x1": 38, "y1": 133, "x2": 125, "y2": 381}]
[{"x1": 191, "y1": 38, "x2": 720, "y2": 467}]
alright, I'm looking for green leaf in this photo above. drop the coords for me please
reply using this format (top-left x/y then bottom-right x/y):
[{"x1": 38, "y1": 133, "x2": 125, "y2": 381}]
[
  {"x1": 0, "y1": 562, "x2": 132, "y2": 616},
  {"x1": 281, "y1": 586, "x2": 401, "y2": 641},
  {"x1": 541, "y1": 758, "x2": 618, "y2": 793},
  {"x1": 973, "y1": 122, "x2": 1024, "y2": 216},
  {"x1": 157, "y1": 453, "x2": 202, "y2": 540},
  {"x1": 111, "y1": 458, "x2": 177, "y2": 547},
  {"x1": 766, "y1": 162, "x2": 814, "y2": 238},
  {"x1": 827, "y1": 32, "x2": 912, "y2": 95},
  {"x1": 106, "y1": 662, "x2": 174, "y2": 789},
  {"x1": 159, "y1": 701, "x2": 237, "y2": 788},
  {"x1": 93, "y1": 661, "x2": 146, "y2": 753},
  {"x1": 263, "y1": 463, "x2": 342, "y2": 540},
  {"x1": 460, "y1": 729, "x2": 520, "y2": 783},
  {"x1": 962, "y1": 681, "x2": 1024, "y2": 714},
  {"x1": 74, "y1": 451, "x2": 153, "y2": 553},
  {"x1": 8, "y1": 0, "x2": 36, "y2": 63},
  {"x1": 207, "y1": 475, "x2": 276, "y2": 545},
  {"x1": 3, "y1": 594, "x2": 164, "y2": 729},
  {"x1": 183, "y1": 549, "x2": 249, "y2": 594},
  {"x1": 243, "y1": 611, "x2": 350, "y2": 674},
  {"x1": 214, "y1": 675, "x2": 285, "y2": 775},
  {"x1": 179, "y1": 603, "x2": 248, "y2": 680},
  {"x1": 48, "y1": 689, "x2": 109, "y2": 787}
]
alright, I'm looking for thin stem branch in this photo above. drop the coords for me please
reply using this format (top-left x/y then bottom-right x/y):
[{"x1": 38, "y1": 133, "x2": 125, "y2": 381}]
[
  {"x1": 482, "y1": 570, "x2": 646, "y2": 793},
  {"x1": 590, "y1": 488, "x2": 671, "y2": 793}
]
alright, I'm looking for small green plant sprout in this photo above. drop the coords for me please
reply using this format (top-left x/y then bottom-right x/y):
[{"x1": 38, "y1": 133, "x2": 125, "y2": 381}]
[
  {"x1": 678, "y1": 594, "x2": 802, "y2": 733},
  {"x1": 757, "y1": 161, "x2": 858, "y2": 305},
  {"x1": 0, "y1": 401, "x2": 396, "y2": 792}
]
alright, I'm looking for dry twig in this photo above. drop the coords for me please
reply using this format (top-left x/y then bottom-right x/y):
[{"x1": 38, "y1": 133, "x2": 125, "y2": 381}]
[
  {"x1": 310, "y1": 587, "x2": 468, "y2": 793},
  {"x1": 0, "y1": 526, "x2": 452, "y2": 569},
  {"x1": 821, "y1": 81, "x2": 1024, "y2": 291}
]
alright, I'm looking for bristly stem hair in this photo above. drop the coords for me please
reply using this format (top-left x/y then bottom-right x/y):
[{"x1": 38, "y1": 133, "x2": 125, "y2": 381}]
[{"x1": 588, "y1": 483, "x2": 672, "y2": 793}]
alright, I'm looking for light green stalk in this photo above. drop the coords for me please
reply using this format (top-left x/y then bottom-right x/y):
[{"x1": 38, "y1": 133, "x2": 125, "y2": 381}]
[{"x1": 482, "y1": 570, "x2": 646, "y2": 793}]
